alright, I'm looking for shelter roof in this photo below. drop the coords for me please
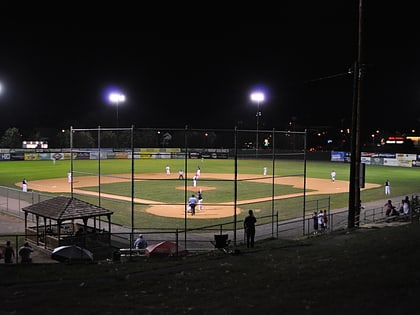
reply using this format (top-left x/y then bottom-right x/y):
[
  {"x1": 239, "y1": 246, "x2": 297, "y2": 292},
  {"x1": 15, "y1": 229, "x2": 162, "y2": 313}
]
[{"x1": 22, "y1": 196, "x2": 113, "y2": 221}]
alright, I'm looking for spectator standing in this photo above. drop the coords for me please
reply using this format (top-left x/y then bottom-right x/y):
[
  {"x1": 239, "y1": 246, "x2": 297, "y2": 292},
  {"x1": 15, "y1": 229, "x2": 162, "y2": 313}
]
[
  {"x1": 385, "y1": 179, "x2": 391, "y2": 195},
  {"x1": 313, "y1": 211, "x2": 319, "y2": 235},
  {"x1": 4, "y1": 240, "x2": 15, "y2": 264},
  {"x1": 323, "y1": 210, "x2": 328, "y2": 230},
  {"x1": 18, "y1": 242, "x2": 33, "y2": 263},
  {"x1": 356, "y1": 200, "x2": 364, "y2": 227},
  {"x1": 318, "y1": 211, "x2": 325, "y2": 232},
  {"x1": 402, "y1": 196, "x2": 410, "y2": 215},
  {"x1": 244, "y1": 209, "x2": 257, "y2": 248}
]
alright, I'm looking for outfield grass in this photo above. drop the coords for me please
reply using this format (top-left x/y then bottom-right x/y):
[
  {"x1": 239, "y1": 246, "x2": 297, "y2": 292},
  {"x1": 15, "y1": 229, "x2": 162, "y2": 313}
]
[{"x1": 2, "y1": 159, "x2": 420, "y2": 229}]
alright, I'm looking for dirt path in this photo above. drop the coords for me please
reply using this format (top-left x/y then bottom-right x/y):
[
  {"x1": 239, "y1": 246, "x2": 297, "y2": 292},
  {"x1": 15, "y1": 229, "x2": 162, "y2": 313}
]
[{"x1": 17, "y1": 173, "x2": 380, "y2": 219}]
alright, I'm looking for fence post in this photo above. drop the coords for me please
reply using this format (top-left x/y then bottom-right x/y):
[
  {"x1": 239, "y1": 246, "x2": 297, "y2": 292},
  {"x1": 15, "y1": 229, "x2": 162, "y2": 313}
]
[
  {"x1": 176, "y1": 229, "x2": 179, "y2": 256},
  {"x1": 6, "y1": 187, "x2": 9, "y2": 212}
]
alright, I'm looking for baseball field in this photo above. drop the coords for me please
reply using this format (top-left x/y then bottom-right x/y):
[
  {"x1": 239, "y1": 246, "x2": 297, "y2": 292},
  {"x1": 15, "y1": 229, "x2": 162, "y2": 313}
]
[{"x1": 3, "y1": 158, "x2": 420, "y2": 229}]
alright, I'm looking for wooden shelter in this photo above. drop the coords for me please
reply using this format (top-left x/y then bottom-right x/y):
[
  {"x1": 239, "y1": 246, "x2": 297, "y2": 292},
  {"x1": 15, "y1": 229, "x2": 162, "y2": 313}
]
[{"x1": 22, "y1": 196, "x2": 114, "y2": 250}]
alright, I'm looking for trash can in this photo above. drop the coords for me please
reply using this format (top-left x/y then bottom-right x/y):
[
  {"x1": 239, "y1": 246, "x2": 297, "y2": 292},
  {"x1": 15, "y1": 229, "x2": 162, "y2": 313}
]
[{"x1": 112, "y1": 250, "x2": 121, "y2": 262}]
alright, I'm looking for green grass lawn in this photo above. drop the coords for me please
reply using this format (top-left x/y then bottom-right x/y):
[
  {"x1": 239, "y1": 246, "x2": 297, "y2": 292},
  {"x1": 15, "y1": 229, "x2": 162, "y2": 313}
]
[
  {"x1": 2, "y1": 158, "x2": 420, "y2": 229},
  {"x1": 1, "y1": 222, "x2": 419, "y2": 314}
]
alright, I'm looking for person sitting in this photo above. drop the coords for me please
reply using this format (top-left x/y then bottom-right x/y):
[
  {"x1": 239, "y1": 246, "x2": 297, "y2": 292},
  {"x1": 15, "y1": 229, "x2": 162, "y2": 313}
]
[
  {"x1": 75, "y1": 227, "x2": 84, "y2": 236},
  {"x1": 134, "y1": 234, "x2": 147, "y2": 249},
  {"x1": 18, "y1": 242, "x2": 34, "y2": 263},
  {"x1": 385, "y1": 200, "x2": 398, "y2": 217}
]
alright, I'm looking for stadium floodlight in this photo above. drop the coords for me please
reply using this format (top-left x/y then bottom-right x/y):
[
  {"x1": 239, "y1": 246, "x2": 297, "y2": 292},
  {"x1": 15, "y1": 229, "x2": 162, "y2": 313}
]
[
  {"x1": 108, "y1": 92, "x2": 126, "y2": 127},
  {"x1": 250, "y1": 92, "x2": 265, "y2": 156}
]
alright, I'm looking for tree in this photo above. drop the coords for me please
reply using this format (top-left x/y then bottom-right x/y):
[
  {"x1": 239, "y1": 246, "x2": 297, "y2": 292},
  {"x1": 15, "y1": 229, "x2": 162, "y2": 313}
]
[
  {"x1": 53, "y1": 130, "x2": 70, "y2": 148},
  {"x1": 72, "y1": 131, "x2": 95, "y2": 148},
  {"x1": 99, "y1": 131, "x2": 118, "y2": 148},
  {"x1": 0, "y1": 127, "x2": 22, "y2": 148}
]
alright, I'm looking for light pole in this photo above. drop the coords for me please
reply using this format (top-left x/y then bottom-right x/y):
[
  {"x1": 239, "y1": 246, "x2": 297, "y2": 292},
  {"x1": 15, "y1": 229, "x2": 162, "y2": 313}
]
[
  {"x1": 250, "y1": 92, "x2": 265, "y2": 156},
  {"x1": 109, "y1": 92, "x2": 126, "y2": 127}
]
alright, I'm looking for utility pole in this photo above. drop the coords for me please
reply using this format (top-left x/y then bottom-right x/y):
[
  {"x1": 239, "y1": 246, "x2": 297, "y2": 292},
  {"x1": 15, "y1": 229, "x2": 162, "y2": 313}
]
[{"x1": 348, "y1": 0, "x2": 364, "y2": 228}]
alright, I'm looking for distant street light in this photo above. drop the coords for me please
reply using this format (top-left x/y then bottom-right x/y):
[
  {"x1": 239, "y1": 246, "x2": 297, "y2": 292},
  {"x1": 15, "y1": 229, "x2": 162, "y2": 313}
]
[
  {"x1": 250, "y1": 92, "x2": 265, "y2": 156},
  {"x1": 109, "y1": 92, "x2": 126, "y2": 127}
]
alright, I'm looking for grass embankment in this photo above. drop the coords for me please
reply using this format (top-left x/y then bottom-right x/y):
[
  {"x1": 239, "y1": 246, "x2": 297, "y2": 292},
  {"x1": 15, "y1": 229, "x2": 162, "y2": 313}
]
[{"x1": 1, "y1": 221, "x2": 419, "y2": 314}]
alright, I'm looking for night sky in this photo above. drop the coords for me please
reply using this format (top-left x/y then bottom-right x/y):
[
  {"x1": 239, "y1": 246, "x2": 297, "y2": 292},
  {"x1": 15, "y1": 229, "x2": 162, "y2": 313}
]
[{"x1": 0, "y1": 3, "x2": 418, "y2": 139}]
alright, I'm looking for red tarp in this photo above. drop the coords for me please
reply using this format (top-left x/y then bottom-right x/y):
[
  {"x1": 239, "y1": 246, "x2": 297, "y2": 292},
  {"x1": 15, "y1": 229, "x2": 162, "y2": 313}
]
[{"x1": 145, "y1": 241, "x2": 188, "y2": 257}]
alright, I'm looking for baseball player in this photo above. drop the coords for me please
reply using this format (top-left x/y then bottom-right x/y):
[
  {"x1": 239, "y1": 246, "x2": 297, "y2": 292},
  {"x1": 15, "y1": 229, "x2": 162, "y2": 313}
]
[
  {"x1": 178, "y1": 169, "x2": 184, "y2": 180},
  {"x1": 331, "y1": 170, "x2": 336, "y2": 182},
  {"x1": 197, "y1": 190, "x2": 203, "y2": 211},
  {"x1": 22, "y1": 178, "x2": 28, "y2": 192}
]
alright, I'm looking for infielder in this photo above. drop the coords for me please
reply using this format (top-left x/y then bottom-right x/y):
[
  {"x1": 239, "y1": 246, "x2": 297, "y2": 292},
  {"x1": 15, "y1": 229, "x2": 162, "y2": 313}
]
[
  {"x1": 197, "y1": 190, "x2": 203, "y2": 211},
  {"x1": 178, "y1": 169, "x2": 184, "y2": 180},
  {"x1": 22, "y1": 178, "x2": 28, "y2": 192},
  {"x1": 385, "y1": 179, "x2": 390, "y2": 195}
]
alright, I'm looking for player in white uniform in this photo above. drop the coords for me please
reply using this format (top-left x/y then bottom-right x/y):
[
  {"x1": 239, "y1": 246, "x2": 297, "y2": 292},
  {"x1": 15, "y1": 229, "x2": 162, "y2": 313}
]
[
  {"x1": 22, "y1": 178, "x2": 28, "y2": 192},
  {"x1": 330, "y1": 170, "x2": 336, "y2": 182}
]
